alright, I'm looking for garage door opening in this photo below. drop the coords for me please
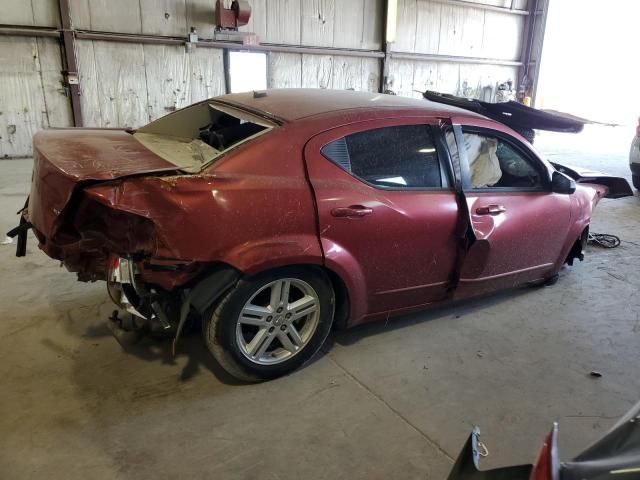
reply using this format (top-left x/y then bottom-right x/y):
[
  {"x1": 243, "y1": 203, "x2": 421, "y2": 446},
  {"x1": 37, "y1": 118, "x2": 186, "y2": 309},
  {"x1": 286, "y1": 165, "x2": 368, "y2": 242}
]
[{"x1": 535, "y1": 0, "x2": 639, "y2": 163}]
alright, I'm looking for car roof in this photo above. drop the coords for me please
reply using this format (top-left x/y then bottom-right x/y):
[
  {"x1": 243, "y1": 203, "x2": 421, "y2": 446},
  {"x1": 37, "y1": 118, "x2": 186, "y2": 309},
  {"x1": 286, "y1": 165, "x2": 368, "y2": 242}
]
[{"x1": 215, "y1": 88, "x2": 485, "y2": 123}]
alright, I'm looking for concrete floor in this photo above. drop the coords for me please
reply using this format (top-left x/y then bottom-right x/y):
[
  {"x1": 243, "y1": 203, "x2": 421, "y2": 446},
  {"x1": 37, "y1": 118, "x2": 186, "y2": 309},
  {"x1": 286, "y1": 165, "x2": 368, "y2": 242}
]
[{"x1": 1, "y1": 125, "x2": 639, "y2": 479}]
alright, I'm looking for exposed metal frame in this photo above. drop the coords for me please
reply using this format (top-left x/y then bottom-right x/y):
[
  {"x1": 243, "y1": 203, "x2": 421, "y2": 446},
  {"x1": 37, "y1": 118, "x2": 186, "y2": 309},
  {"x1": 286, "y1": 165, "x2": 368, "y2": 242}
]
[
  {"x1": 75, "y1": 31, "x2": 385, "y2": 58},
  {"x1": 58, "y1": 0, "x2": 83, "y2": 126},
  {"x1": 391, "y1": 51, "x2": 523, "y2": 67},
  {"x1": 0, "y1": 23, "x2": 534, "y2": 69},
  {"x1": 0, "y1": 26, "x2": 384, "y2": 58},
  {"x1": 0, "y1": 25, "x2": 59, "y2": 38},
  {"x1": 380, "y1": 0, "x2": 392, "y2": 92},
  {"x1": 431, "y1": 0, "x2": 529, "y2": 16},
  {"x1": 222, "y1": 48, "x2": 232, "y2": 94},
  {"x1": 517, "y1": 0, "x2": 548, "y2": 104}
]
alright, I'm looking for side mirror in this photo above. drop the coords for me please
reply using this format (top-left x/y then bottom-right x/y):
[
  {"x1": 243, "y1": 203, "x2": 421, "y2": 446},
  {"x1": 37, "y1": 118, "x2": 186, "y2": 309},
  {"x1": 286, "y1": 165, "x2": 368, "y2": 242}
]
[{"x1": 551, "y1": 171, "x2": 576, "y2": 194}]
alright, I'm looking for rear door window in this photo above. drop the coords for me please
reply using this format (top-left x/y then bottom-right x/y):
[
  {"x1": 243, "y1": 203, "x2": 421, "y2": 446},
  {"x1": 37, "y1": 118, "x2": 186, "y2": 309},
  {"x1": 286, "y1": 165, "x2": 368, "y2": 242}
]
[{"x1": 321, "y1": 125, "x2": 444, "y2": 189}]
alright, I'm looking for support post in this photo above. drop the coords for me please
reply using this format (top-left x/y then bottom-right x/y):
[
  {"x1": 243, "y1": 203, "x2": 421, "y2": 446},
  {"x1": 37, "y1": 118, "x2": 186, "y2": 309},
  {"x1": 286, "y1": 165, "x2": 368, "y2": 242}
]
[
  {"x1": 379, "y1": 0, "x2": 395, "y2": 93},
  {"x1": 517, "y1": 0, "x2": 548, "y2": 105},
  {"x1": 58, "y1": 0, "x2": 83, "y2": 127}
]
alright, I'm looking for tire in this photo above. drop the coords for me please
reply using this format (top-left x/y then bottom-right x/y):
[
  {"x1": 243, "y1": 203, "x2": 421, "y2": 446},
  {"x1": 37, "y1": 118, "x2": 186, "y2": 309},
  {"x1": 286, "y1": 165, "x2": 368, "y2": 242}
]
[
  {"x1": 203, "y1": 266, "x2": 335, "y2": 382},
  {"x1": 633, "y1": 174, "x2": 640, "y2": 190}
]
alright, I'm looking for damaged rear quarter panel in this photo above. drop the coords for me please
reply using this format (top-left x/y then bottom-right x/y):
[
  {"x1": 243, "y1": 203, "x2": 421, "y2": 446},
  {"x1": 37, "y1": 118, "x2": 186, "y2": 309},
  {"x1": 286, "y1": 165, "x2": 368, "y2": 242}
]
[
  {"x1": 552, "y1": 183, "x2": 605, "y2": 270},
  {"x1": 84, "y1": 128, "x2": 323, "y2": 280}
]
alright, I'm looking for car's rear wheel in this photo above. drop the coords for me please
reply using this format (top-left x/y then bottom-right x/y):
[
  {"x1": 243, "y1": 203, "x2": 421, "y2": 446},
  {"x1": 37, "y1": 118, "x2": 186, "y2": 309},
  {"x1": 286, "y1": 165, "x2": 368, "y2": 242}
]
[{"x1": 203, "y1": 266, "x2": 334, "y2": 382}]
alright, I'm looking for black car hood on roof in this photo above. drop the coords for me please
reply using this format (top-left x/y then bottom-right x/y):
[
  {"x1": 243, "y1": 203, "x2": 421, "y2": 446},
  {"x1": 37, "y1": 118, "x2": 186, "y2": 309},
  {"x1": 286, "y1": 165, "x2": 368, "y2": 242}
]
[{"x1": 424, "y1": 91, "x2": 604, "y2": 134}]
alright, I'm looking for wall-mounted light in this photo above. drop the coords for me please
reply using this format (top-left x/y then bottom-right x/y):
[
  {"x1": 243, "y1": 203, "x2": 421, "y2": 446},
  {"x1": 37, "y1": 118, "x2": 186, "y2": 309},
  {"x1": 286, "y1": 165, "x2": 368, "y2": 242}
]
[{"x1": 386, "y1": 0, "x2": 398, "y2": 43}]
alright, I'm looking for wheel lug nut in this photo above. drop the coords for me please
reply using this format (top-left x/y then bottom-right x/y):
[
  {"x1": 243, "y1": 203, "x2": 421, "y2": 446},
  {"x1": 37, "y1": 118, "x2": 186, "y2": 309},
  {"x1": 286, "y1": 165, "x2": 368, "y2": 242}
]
[
  {"x1": 277, "y1": 307, "x2": 283, "y2": 313},
  {"x1": 269, "y1": 326, "x2": 275, "y2": 333},
  {"x1": 280, "y1": 325, "x2": 286, "y2": 331},
  {"x1": 285, "y1": 313, "x2": 291, "y2": 319},
  {"x1": 266, "y1": 316, "x2": 272, "y2": 322}
]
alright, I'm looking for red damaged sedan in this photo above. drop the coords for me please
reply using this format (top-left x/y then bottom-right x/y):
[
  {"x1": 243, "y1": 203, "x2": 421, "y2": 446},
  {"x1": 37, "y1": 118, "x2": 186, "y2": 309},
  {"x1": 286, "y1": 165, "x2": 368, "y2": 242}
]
[{"x1": 9, "y1": 89, "x2": 632, "y2": 381}]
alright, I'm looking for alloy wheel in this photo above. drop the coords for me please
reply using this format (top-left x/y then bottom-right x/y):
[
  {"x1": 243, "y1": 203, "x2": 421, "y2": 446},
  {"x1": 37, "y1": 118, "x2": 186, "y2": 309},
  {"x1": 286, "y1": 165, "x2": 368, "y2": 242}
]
[{"x1": 235, "y1": 278, "x2": 320, "y2": 365}]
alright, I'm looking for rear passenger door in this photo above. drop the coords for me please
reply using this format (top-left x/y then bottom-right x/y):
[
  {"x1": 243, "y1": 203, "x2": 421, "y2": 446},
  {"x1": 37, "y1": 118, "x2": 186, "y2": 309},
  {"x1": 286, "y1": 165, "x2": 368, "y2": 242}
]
[{"x1": 304, "y1": 119, "x2": 461, "y2": 322}]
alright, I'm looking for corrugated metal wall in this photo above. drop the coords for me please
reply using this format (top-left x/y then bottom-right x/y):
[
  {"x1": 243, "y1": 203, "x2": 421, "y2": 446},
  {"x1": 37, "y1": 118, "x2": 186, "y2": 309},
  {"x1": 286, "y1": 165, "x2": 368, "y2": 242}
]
[
  {"x1": 68, "y1": 0, "x2": 383, "y2": 122},
  {"x1": 0, "y1": 0, "x2": 539, "y2": 157},
  {"x1": 0, "y1": 0, "x2": 72, "y2": 157},
  {"x1": 390, "y1": 0, "x2": 528, "y2": 98}
]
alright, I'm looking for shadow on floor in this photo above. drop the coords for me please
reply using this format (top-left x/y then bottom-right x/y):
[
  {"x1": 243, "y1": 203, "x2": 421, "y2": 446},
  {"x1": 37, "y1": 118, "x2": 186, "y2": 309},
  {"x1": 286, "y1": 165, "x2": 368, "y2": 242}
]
[
  {"x1": 40, "y1": 272, "x2": 549, "y2": 386},
  {"x1": 331, "y1": 284, "x2": 539, "y2": 347}
]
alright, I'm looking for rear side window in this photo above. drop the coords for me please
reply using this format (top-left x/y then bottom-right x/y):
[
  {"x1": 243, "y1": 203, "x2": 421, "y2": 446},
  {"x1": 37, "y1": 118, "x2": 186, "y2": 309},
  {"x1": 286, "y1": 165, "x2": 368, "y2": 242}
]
[{"x1": 321, "y1": 125, "x2": 443, "y2": 189}]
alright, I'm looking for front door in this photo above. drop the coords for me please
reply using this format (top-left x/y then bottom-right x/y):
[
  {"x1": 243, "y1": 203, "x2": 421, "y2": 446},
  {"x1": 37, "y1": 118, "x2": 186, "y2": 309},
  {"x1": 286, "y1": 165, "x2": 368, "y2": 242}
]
[
  {"x1": 304, "y1": 118, "x2": 461, "y2": 325},
  {"x1": 451, "y1": 124, "x2": 572, "y2": 298}
]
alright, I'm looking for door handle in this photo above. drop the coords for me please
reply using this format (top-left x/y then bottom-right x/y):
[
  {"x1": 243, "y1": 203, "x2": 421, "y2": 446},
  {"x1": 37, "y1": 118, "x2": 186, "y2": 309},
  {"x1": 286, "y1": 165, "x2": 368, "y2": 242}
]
[
  {"x1": 475, "y1": 204, "x2": 506, "y2": 215},
  {"x1": 331, "y1": 205, "x2": 373, "y2": 218}
]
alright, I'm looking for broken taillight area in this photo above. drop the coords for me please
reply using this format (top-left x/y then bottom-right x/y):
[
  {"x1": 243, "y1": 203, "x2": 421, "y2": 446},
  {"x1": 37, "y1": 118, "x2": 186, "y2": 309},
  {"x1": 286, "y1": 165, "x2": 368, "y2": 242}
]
[
  {"x1": 37, "y1": 193, "x2": 158, "y2": 282},
  {"x1": 72, "y1": 197, "x2": 157, "y2": 256}
]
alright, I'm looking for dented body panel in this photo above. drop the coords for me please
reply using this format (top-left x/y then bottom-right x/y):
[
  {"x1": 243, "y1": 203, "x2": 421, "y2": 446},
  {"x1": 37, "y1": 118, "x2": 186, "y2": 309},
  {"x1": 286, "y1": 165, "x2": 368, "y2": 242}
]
[
  {"x1": 15, "y1": 89, "x2": 632, "y2": 328},
  {"x1": 29, "y1": 129, "x2": 179, "y2": 238}
]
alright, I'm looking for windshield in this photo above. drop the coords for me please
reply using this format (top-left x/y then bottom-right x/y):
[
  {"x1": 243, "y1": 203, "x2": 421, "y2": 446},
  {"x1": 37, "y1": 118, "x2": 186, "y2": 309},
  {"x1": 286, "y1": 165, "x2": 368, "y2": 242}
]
[{"x1": 133, "y1": 101, "x2": 275, "y2": 172}]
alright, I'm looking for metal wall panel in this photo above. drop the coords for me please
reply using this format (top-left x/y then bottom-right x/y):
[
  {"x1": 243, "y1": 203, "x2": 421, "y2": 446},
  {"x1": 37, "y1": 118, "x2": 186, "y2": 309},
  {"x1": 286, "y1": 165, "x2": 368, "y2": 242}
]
[
  {"x1": 76, "y1": 40, "x2": 149, "y2": 128},
  {"x1": 395, "y1": 0, "x2": 417, "y2": 52},
  {"x1": 75, "y1": 39, "x2": 225, "y2": 128},
  {"x1": 185, "y1": 0, "x2": 217, "y2": 39},
  {"x1": 438, "y1": 4, "x2": 485, "y2": 57},
  {"x1": 465, "y1": 0, "x2": 528, "y2": 8},
  {"x1": 68, "y1": 0, "x2": 383, "y2": 47},
  {"x1": 63, "y1": 0, "x2": 384, "y2": 122},
  {"x1": 389, "y1": 58, "x2": 517, "y2": 99},
  {"x1": 333, "y1": 0, "x2": 364, "y2": 48},
  {"x1": 0, "y1": 0, "x2": 60, "y2": 27},
  {"x1": 87, "y1": 41, "x2": 148, "y2": 128},
  {"x1": 361, "y1": 57, "x2": 381, "y2": 92},
  {"x1": 0, "y1": 0, "x2": 533, "y2": 152},
  {"x1": 301, "y1": 0, "x2": 335, "y2": 47},
  {"x1": 186, "y1": 48, "x2": 225, "y2": 103},
  {"x1": 270, "y1": 53, "x2": 379, "y2": 92},
  {"x1": 301, "y1": 54, "x2": 334, "y2": 88},
  {"x1": 240, "y1": 0, "x2": 268, "y2": 41},
  {"x1": 139, "y1": 0, "x2": 188, "y2": 36},
  {"x1": 71, "y1": 0, "x2": 143, "y2": 32},
  {"x1": 265, "y1": 0, "x2": 302, "y2": 44},
  {"x1": 390, "y1": 0, "x2": 526, "y2": 99},
  {"x1": 332, "y1": 56, "x2": 364, "y2": 90},
  {"x1": 394, "y1": 0, "x2": 525, "y2": 60},
  {"x1": 269, "y1": 53, "x2": 303, "y2": 88},
  {"x1": 414, "y1": 1, "x2": 442, "y2": 54},
  {"x1": 143, "y1": 44, "x2": 192, "y2": 121},
  {"x1": 37, "y1": 38, "x2": 74, "y2": 128},
  {"x1": 362, "y1": 0, "x2": 383, "y2": 50},
  {"x1": 0, "y1": 36, "x2": 70, "y2": 158}
]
